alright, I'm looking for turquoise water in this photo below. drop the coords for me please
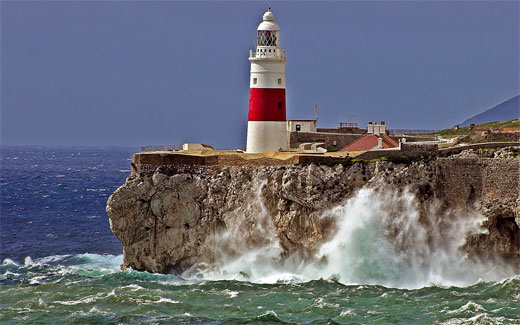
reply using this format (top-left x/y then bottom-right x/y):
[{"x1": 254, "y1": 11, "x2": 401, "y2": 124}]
[
  {"x1": 1, "y1": 146, "x2": 519, "y2": 324},
  {"x1": 0, "y1": 254, "x2": 520, "y2": 324},
  {"x1": 1, "y1": 254, "x2": 519, "y2": 324}
]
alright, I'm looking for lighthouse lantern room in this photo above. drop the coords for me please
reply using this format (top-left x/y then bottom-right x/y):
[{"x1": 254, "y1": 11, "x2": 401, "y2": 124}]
[{"x1": 246, "y1": 8, "x2": 288, "y2": 153}]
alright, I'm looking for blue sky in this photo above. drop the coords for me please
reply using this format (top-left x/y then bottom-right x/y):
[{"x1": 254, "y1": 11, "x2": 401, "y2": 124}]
[{"x1": 1, "y1": 1, "x2": 518, "y2": 148}]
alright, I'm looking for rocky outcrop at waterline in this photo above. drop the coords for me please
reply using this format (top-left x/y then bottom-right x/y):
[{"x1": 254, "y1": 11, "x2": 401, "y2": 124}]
[{"x1": 106, "y1": 147, "x2": 520, "y2": 275}]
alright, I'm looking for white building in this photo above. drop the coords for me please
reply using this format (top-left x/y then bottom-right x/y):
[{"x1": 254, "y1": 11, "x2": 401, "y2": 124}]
[{"x1": 287, "y1": 120, "x2": 317, "y2": 133}]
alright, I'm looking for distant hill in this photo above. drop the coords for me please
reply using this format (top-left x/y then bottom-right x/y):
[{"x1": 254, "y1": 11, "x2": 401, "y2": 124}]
[{"x1": 460, "y1": 95, "x2": 519, "y2": 126}]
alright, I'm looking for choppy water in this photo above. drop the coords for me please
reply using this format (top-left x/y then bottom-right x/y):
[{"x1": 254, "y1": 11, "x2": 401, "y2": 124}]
[{"x1": 1, "y1": 146, "x2": 519, "y2": 324}]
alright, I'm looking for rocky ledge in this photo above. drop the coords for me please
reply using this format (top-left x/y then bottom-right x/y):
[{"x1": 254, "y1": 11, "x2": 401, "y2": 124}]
[{"x1": 106, "y1": 148, "x2": 520, "y2": 274}]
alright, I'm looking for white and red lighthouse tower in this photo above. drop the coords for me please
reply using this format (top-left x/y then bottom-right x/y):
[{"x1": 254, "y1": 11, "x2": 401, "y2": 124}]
[{"x1": 246, "y1": 8, "x2": 288, "y2": 153}]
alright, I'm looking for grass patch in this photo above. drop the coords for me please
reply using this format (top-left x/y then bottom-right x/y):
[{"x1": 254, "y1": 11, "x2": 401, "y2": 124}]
[
  {"x1": 351, "y1": 158, "x2": 365, "y2": 164},
  {"x1": 369, "y1": 157, "x2": 388, "y2": 162},
  {"x1": 368, "y1": 156, "x2": 420, "y2": 164},
  {"x1": 424, "y1": 119, "x2": 519, "y2": 136},
  {"x1": 459, "y1": 135, "x2": 471, "y2": 143},
  {"x1": 432, "y1": 126, "x2": 470, "y2": 136},
  {"x1": 478, "y1": 120, "x2": 520, "y2": 129}
]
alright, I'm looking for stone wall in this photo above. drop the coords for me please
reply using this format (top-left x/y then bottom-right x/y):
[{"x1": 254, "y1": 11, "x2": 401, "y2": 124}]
[
  {"x1": 481, "y1": 131, "x2": 520, "y2": 142},
  {"x1": 355, "y1": 149, "x2": 404, "y2": 160},
  {"x1": 131, "y1": 152, "x2": 353, "y2": 177},
  {"x1": 355, "y1": 143, "x2": 438, "y2": 160},
  {"x1": 356, "y1": 142, "x2": 520, "y2": 160},
  {"x1": 469, "y1": 124, "x2": 520, "y2": 143},
  {"x1": 397, "y1": 135, "x2": 437, "y2": 142},
  {"x1": 131, "y1": 153, "x2": 303, "y2": 176},
  {"x1": 289, "y1": 131, "x2": 363, "y2": 149},
  {"x1": 401, "y1": 143, "x2": 439, "y2": 157},
  {"x1": 438, "y1": 142, "x2": 519, "y2": 157},
  {"x1": 131, "y1": 143, "x2": 520, "y2": 179}
]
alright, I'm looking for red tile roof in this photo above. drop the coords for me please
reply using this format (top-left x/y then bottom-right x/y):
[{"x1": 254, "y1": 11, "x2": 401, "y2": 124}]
[{"x1": 340, "y1": 134, "x2": 398, "y2": 152}]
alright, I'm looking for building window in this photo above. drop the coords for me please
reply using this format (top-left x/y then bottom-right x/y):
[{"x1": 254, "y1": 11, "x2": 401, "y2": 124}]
[
  {"x1": 296, "y1": 124, "x2": 301, "y2": 131},
  {"x1": 253, "y1": 78, "x2": 257, "y2": 84},
  {"x1": 278, "y1": 78, "x2": 282, "y2": 85},
  {"x1": 269, "y1": 49, "x2": 271, "y2": 52}
]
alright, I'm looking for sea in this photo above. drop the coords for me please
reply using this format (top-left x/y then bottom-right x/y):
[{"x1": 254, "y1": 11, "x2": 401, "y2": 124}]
[{"x1": 1, "y1": 146, "x2": 519, "y2": 324}]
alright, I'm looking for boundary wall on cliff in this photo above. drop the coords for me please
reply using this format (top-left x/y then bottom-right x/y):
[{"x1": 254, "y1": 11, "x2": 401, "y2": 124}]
[
  {"x1": 131, "y1": 143, "x2": 519, "y2": 177},
  {"x1": 289, "y1": 131, "x2": 363, "y2": 149},
  {"x1": 356, "y1": 142, "x2": 519, "y2": 160},
  {"x1": 355, "y1": 143, "x2": 438, "y2": 160},
  {"x1": 131, "y1": 152, "x2": 352, "y2": 177},
  {"x1": 438, "y1": 142, "x2": 519, "y2": 157}
]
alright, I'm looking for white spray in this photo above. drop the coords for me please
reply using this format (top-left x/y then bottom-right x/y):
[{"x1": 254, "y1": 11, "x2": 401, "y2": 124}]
[{"x1": 187, "y1": 184, "x2": 514, "y2": 288}]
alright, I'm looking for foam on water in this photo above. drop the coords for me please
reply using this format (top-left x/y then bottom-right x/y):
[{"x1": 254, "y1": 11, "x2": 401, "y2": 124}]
[
  {"x1": 301, "y1": 187, "x2": 513, "y2": 288},
  {"x1": 1, "y1": 242, "x2": 519, "y2": 324},
  {"x1": 3, "y1": 146, "x2": 518, "y2": 323},
  {"x1": 187, "y1": 184, "x2": 516, "y2": 289}
]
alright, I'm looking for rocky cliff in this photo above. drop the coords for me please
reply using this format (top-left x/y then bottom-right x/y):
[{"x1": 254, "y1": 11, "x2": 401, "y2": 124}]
[{"x1": 106, "y1": 148, "x2": 520, "y2": 277}]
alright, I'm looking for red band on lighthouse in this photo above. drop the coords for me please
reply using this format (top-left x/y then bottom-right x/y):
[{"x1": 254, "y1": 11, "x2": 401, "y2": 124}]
[{"x1": 248, "y1": 88, "x2": 286, "y2": 121}]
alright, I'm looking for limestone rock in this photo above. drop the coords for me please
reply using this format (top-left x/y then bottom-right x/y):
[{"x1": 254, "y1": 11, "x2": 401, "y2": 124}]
[{"x1": 107, "y1": 151, "x2": 520, "y2": 274}]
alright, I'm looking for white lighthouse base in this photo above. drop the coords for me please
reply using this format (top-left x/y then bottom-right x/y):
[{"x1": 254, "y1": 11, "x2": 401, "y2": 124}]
[{"x1": 246, "y1": 121, "x2": 288, "y2": 153}]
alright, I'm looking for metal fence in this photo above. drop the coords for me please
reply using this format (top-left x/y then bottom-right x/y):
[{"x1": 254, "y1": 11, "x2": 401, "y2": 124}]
[{"x1": 140, "y1": 145, "x2": 182, "y2": 152}]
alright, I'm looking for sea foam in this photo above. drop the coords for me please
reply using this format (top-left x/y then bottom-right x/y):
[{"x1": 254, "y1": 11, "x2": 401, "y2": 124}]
[{"x1": 186, "y1": 185, "x2": 517, "y2": 289}]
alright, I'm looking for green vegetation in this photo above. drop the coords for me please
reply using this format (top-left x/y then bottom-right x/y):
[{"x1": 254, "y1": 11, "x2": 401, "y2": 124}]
[
  {"x1": 367, "y1": 156, "x2": 420, "y2": 164},
  {"x1": 511, "y1": 147, "x2": 520, "y2": 158},
  {"x1": 427, "y1": 119, "x2": 519, "y2": 136},
  {"x1": 459, "y1": 135, "x2": 470, "y2": 143},
  {"x1": 478, "y1": 120, "x2": 520, "y2": 128},
  {"x1": 432, "y1": 125, "x2": 470, "y2": 136},
  {"x1": 369, "y1": 157, "x2": 388, "y2": 162}
]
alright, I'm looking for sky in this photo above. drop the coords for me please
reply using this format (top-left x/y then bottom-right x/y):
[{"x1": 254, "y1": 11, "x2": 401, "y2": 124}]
[{"x1": 1, "y1": 1, "x2": 518, "y2": 148}]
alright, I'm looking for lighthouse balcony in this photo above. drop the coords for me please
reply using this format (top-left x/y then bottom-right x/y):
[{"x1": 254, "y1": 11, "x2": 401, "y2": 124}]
[
  {"x1": 249, "y1": 48, "x2": 286, "y2": 60},
  {"x1": 249, "y1": 47, "x2": 286, "y2": 59}
]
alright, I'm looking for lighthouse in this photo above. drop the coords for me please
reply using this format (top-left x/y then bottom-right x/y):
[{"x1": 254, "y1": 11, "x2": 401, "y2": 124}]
[{"x1": 246, "y1": 8, "x2": 288, "y2": 153}]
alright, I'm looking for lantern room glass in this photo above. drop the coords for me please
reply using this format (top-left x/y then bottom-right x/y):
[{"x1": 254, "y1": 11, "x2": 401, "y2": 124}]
[{"x1": 257, "y1": 30, "x2": 279, "y2": 47}]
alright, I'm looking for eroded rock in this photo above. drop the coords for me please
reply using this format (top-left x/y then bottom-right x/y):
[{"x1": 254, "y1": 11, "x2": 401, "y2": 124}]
[{"x1": 107, "y1": 150, "x2": 520, "y2": 274}]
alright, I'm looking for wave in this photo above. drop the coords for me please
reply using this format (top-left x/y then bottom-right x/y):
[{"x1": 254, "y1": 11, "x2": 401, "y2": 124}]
[
  {"x1": 0, "y1": 253, "x2": 194, "y2": 288},
  {"x1": 1, "y1": 254, "x2": 519, "y2": 324},
  {"x1": 183, "y1": 186, "x2": 518, "y2": 289},
  {"x1": 1, "y1": 253, "x2": 122, "y2": 285},
  {"x1": 3, "y1": 251, "x2": 517, "y2": 291},
  {"x1": 2, "y1": 186, "x2": 517, "y2": 290}
]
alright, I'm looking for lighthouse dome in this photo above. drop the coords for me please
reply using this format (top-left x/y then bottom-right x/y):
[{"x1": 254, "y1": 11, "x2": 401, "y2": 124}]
[
  {"x1": 257, "y1": 9, "x2": 280, "y2": 31},
  {"x1": 263, "y1": 11, "x2": 275, "y2": 21}
]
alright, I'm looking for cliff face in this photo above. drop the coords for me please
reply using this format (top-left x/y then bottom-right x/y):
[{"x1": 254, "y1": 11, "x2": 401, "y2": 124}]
[{"x1": 106, "y1": 150, "x2": 520, "y2": 276}]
